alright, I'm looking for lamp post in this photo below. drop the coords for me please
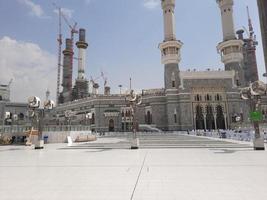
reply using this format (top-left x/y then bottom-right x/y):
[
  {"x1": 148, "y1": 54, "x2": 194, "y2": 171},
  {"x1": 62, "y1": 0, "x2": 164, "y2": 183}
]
[
  {"x1": 28, "y1": 96, "x2": 55, "y2": 149},
  {"x1": 125, "y1": 90, "x2": 142, "y2": 149},
  {"x1": 64, "y1": 110, "x2": 75, "y2": 131},
  {"x1": 118, "y1": 85, "x2": 122, "y2": 96},
  {"x1": 240, "y1": 81, "x2": 266, "y2": 150}
]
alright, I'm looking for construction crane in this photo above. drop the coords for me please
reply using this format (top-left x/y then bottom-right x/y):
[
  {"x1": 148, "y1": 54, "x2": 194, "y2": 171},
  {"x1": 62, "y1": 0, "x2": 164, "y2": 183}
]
[
  {"x1": 53, "y1": 3, "x2": 78, "y2": 104},
  {"x1": 101, "y1": 71, "x2": 108, "y2": 88},
  {"x1": 53, "y1": 3, "x2": 62, "y2": 105}
]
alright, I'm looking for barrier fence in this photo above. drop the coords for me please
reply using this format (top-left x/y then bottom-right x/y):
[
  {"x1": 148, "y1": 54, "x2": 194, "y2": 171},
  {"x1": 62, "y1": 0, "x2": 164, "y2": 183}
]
[{"x1": 0, "y1": 125, "x2": 92, "y2": 134}]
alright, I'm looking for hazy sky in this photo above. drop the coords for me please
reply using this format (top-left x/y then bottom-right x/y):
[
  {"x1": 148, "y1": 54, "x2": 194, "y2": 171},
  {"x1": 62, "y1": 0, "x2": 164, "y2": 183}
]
[{"x1": 0, "y1": 0, "x2": 264, "y2": 102}]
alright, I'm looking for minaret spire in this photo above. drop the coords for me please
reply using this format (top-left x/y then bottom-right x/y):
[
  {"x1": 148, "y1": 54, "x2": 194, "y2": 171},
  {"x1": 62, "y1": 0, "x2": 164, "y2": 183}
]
[
  {"x1": 159, "y1": 0, "x2": 183, "y2": 91},
  {"x1": 247, "y1": 6, "x2": 254, "y2": 37}
]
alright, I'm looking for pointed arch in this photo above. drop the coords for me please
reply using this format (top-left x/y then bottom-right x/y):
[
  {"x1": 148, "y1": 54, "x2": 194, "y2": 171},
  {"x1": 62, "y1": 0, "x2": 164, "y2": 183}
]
[
  {"x1": 91, "y1": 113, "x2": 95, "y2": 125},
  {"x1": 146, "y1": 110, "x2": 152, "y2": 125},
  {"x1": 171, "y1": 72, "x2": 176, "y2": 88},
  {"x1": 216, "y1": 105, "x2": 225, "y2": 129},
  {"x1": 206, "y1": 105, "x2": 215, "y2": 130},
  {"x1": 196, "y1": 105, "x2": 204, "y2": 130},
  {"x1": 109, "y1": 119, "x2": 115, "y2": 132}
]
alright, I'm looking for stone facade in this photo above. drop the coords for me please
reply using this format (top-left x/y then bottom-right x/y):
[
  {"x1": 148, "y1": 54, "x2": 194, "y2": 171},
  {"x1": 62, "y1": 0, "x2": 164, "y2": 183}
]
[{"x1": 54, "y1": 69, "x2": 249, "y2": 131}]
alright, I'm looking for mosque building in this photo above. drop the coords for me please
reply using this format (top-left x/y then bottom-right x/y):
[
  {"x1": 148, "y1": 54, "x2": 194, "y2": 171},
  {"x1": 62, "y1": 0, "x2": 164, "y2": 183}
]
[{"x1": 51, "y1": 0, "x2": 262, "y2": 132}]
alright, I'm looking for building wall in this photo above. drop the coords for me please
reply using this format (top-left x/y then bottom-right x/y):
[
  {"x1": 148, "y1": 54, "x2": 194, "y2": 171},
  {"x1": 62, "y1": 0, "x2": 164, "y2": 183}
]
[
  {"x1": 54, "y1": 70, "x2": 250, "y2": 132},
  {"x1": 0, "y1": 85, "x2": 10, "y2": 102}
]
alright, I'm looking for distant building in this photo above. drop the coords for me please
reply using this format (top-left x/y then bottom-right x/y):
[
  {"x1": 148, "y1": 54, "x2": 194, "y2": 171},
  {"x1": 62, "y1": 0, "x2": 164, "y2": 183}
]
[
  {"x1": 0, "y1": 84, "x2": 10, "y2": 102},
  {"x1": 0, "y1": 81, "x2": 28, "y2": 126}
]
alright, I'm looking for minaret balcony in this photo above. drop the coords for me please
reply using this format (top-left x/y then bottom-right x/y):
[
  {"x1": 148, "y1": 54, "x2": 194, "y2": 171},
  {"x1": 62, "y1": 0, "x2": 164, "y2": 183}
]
[
  {"x1": 220, "y1": 52, "x2": 243, "y2": 64},
  {"x1": 159, "y1": 40, "x2": 183, "y2": 64},
  {"x1": 216, "y1": 0, "x2": 233, "y2": 8},
  {"x1": 161, "y1": 0, "x2": 176, "y2": 9},
  {"x1": 217, "y1": 39, "x2": 243, "y2": 64},
  {"x1": 160, "y1": 53, "x2": 181, "y2": 65}
]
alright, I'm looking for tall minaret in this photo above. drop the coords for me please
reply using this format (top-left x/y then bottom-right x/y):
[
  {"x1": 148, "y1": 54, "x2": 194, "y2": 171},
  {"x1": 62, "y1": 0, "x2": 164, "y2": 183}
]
[
  {"x1": 76, "y1": 29, "x2": 88, "y2": 80},
  {"x1": 159, "y1": 0, "x2": 183, "y2": 91},
  {"x1": 72, "y1": 28, "x2": 89, "y2": 100},
  {"x1": 60, "y1": 38, "x2": 73, "y2": 103},
  {"x1": 216, "y1": 0, "x2": 244, "y2": 86}
]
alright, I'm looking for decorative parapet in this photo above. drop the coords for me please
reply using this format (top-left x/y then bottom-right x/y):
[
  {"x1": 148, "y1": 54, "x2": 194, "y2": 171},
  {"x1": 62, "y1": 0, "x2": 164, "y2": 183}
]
[{"x1": 142, "y1": 89, "x2": 166, "y2": 97}]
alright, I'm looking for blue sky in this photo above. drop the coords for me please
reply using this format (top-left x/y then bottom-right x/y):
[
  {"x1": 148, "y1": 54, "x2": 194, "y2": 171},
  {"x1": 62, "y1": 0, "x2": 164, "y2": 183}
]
[{"x1": 0, "y1": 0, "x2": 264, "y2": 102}]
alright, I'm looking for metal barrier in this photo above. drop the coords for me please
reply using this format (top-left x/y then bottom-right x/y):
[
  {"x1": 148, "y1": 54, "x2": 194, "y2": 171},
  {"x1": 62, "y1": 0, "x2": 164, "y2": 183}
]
[{"x1": 0, "y1": 125, "x2": 92, "y2": 134}]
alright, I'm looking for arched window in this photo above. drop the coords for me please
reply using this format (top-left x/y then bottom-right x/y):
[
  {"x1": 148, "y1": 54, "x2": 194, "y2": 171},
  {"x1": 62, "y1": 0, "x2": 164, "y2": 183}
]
[
  {"x1": 109, "y1": 119, "x2": 115, "y2": 132},
  {"x1": 236, "y1": 79, "x2": 240, "y2": 86},
  {"x1": 196, "y1": 94, "x2": 201, "y2": 102},
  {"x1": 126, "y1": 110, "x2": 130, "y2": 117},
  {"x1": 91, "y1": 113, "x2": 95, "y2": 125},
  {"x1": 146, "y1": 111, "x2": 152, "y2": 125},
  {"x1": 206, "y1": 94, "x2": 212, "y2": 101},
  {"x1": 19, "y1": 113, "x2": 24, "y2": 120},
  {"x1": 172, "y1": 81, "x2": 175, "y2": 88},
  {"x1": 206, "y1": 106, "x2": 215, "y2": 130},
  {"x1": 196, "y1": 105, "x2": 204, "y2": 130},
  {"x1": 174, "y1": 109, "x2": 177, "y2": 123},
  {"x1": 171, "y1": 72, "x2": 175, "y2": 88},
  {"x1": 121, "y1": 111, "x2": 125, "y2": 117},
  {"x1": 216, "y1": 105, "x2": 226, "y2": 129},
  {"x1": 216, "y1": 94, "x2": 220, "y2": 101}
]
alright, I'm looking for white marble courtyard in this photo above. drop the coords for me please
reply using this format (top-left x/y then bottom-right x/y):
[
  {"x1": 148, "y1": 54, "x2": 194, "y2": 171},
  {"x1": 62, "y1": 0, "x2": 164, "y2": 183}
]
[{"x1": 1, "y1": 134, "x2": 267, "y2": 200}]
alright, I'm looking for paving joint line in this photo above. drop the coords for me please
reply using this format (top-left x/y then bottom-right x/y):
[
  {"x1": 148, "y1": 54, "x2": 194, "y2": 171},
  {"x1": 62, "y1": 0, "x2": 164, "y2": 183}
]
[{"x1": 130, "y1": 152, "x2": 148, "y2": 200}]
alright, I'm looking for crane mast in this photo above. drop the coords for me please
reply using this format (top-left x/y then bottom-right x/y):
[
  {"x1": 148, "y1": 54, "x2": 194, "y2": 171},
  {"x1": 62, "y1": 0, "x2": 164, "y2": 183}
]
[{"x1": 56, "y1": 6, "x2": 62, "y2": 105}]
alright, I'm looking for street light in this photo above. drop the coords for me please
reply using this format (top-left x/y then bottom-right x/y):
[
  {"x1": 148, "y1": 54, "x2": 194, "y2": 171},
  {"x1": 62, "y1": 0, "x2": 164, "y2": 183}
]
[
  {"x1": 64, "y1": 110, "x2": 76, "y2": 131},
  {"x1": 28, "y1": 96, "x2": 54, "y2": 149},
  {"x1": 125, "y1": 90, "x2": 142, "y2": 149},
  {"x1": 118, "y1": 85, "x2": 122, "y2": 96},
  {"x1": 240, "y1": 81, "x2": 266, "y2": 150}
]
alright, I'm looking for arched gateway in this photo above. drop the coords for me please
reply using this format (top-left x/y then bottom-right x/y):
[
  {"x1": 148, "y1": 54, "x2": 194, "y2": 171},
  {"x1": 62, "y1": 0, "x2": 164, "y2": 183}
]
[{"x1": 109, "y1": 119, "x2": 115, "y2": 132}]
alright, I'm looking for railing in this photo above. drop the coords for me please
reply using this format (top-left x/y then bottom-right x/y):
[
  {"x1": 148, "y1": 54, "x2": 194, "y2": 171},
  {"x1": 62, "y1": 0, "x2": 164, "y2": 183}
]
[
  {"x1": 42, "y1": 125, "x2": 92, "y2": 132},
  {"x1": 141, "y1": 89, "x2": 165, "y2": 97},
  {"x1": 0, "y1": 125, "x2": 92, "y2": 134},
  {"x1": 0, "y1": 125, "x2": 32, "y2": 134}
]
